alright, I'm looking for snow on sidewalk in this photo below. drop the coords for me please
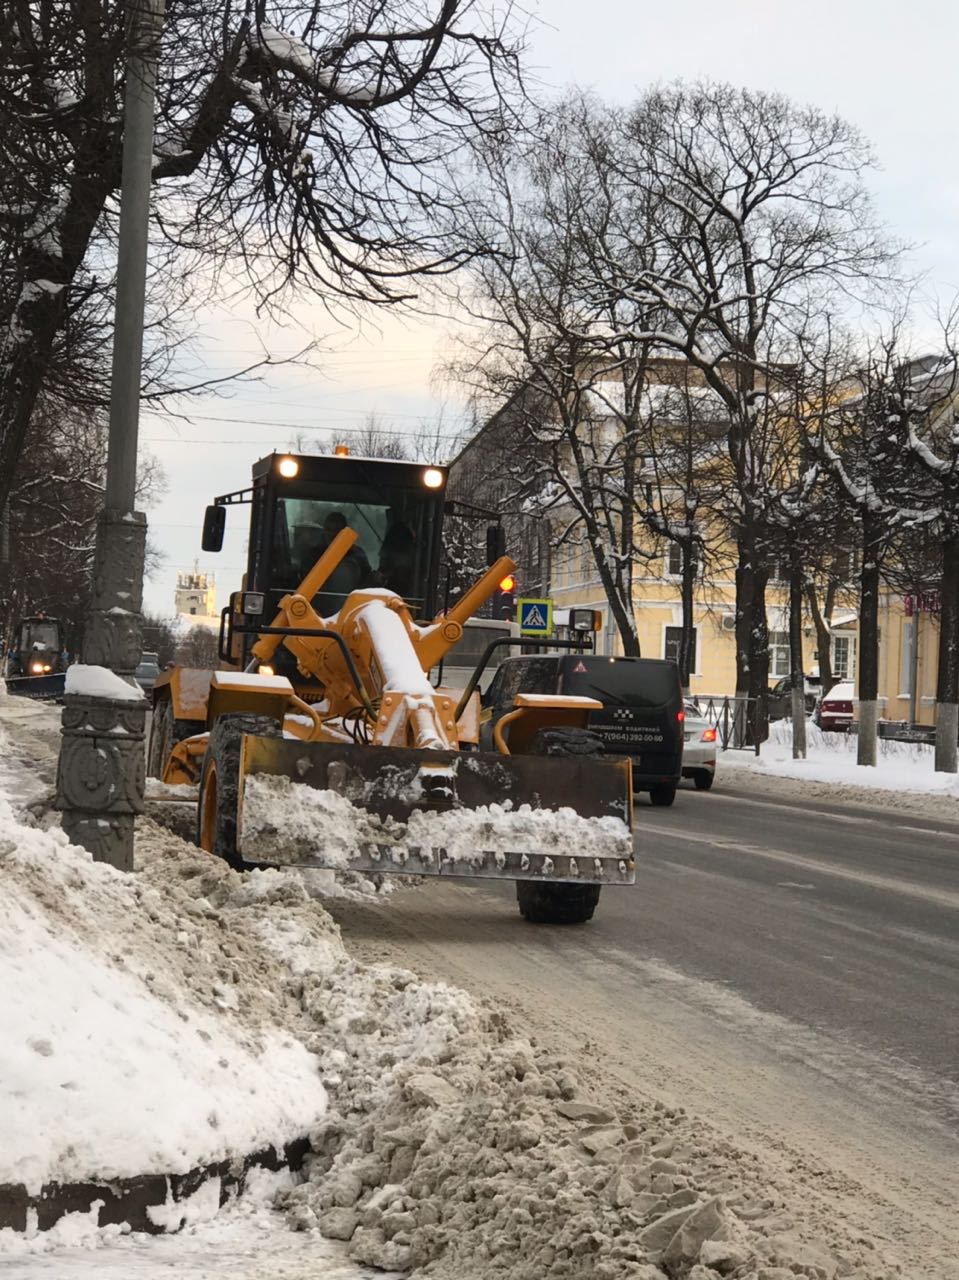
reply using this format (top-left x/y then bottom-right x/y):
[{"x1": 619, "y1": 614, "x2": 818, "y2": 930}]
[
  {"x1": 0, "y1": 794, "x2": 328, "y2": 1196},
  {"x1": 721, "y1": 718, "x2": 959, "y2": 811}
]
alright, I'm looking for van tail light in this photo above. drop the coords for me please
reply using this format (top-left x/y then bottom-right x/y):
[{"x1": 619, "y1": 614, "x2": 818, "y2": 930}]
[
  {"x1": 701, "y1": 727, "x2": 717, "y2": 743},
  {"x1": 677, "y1": 710, "x2": 685, "y2": 723}
]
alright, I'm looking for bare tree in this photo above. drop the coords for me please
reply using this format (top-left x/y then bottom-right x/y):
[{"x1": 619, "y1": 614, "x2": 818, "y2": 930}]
[
  {"x1": 174, "y1": 623, "x2": 220, "y2": 669},
  {"x1": 816, "y1": 330, "x2": 935, "y2": 766},
  {"x1": 450, "y1": 96, "x2": 690, "y2": 655},
  {"x1": 0, "y1": 0, "x2": 524, "y2": 515},
  {"x1": 584, "y1": 81, "x2": 898, "y2": 733},
  {"x1": 0, "y1": 398, "x2": 166, "y2": 645}
]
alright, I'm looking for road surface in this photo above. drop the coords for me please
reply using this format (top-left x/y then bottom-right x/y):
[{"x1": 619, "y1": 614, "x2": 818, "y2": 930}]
[{"x1": 328, "y1": 777, "x2": 959, "y2": 1277}]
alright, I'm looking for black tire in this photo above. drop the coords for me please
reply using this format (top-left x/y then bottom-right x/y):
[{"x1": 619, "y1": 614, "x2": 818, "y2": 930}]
[
  {"x1": 649, "y1": 782, "x2": 677, "y2": 807},
  {"x1": 693, "y1": 770, "x2": 714, "y2": 792},
  {"x1": 515, "y1": 725, "x2": 606, "y2": 925},
  {"x1": 516, "y1": 879, "x2": 601, "y2": 924},
  {"x1": 147, "y1": 696, "x2": 174, "y2": 779},
  {"x1": 197, "y1": 713, "x2": 281, "y2": 868}
]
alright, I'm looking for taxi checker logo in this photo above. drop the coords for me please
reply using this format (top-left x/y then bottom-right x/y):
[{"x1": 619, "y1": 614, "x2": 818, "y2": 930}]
[{"x1": 612, "y1": 708, "x2": 633, "y2": 720}]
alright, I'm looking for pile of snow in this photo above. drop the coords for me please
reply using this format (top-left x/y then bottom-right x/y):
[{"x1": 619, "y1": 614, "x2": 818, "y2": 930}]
[
  {"x1": 0, "y1": 801, "x2": 327, "y2": 1195},
  {"x1": 281, "y1": 956, "x2": 900, "y2": 1280},
  {"x1": 241, "y1": 774, "x2": 631, "y2": 871}
]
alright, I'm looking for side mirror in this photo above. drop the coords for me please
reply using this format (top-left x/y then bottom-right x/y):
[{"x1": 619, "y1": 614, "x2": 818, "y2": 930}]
[
  {"x1": 486, "y1": 524, "x2": 506, "y2": 566},
  {"x1": 201, "y1": 505, "x2": 225, "y2": 552}
]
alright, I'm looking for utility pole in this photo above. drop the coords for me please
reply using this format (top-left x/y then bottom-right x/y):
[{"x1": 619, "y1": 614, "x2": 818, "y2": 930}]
[{"x1": 56, "y1": 0, "x2": 165, "y2": 869}]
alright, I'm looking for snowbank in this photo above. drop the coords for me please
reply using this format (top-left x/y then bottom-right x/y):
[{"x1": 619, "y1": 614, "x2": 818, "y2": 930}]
[
  {"x1": 723, "y1": 719, "x2": 959, "y2": 801},
  {"x1": 0, "y1": 800, "x2": 327, "y2": 1195},
  {"x1": 64, "y1": 664, "x2": 144, "y2": 701}
]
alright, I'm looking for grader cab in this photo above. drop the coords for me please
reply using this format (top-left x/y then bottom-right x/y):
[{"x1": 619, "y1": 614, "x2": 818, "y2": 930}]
[{"x1": 148, "y1": 451, "x2": 634, "y2": 923}]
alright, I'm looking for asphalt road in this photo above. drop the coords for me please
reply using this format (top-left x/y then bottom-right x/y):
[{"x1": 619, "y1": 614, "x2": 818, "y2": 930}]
[{"x1": 446, "y1": 779, "x2": 959, "y2": 1097}]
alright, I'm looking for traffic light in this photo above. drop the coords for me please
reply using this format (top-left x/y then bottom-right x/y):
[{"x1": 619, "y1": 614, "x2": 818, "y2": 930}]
[
  {"x1": 486, "y1": 524, "x2": 506, "y2": 565},
  {"x1": 492, "y1": 572, "x2": 516, "y2": 620}
]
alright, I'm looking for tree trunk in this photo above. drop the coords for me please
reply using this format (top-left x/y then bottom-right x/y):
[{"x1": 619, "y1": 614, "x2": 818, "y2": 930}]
[
  {"x1": 935, "y1": 534, "x2": 959, "y2": 773},
  {"x1": 789, "y1": 561, "x2": 806, "y2": 760},
  {"x1": 857, "y1": 520, "x2": 880, "y2": 767},
  {"x1": 678, "y1": 542, "x2": 696, "y2": 691},
  {"x1": 734, "y1": 540, "x2": 768, "y2": 747},
  {"x1": 805, "y1": 582, "x2": 834, "y2": 695}
]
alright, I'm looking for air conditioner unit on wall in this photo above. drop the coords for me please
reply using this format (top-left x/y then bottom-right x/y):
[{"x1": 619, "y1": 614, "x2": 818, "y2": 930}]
[{"x1": 721, "y1": 614, "x2": 736, "y2": 632}]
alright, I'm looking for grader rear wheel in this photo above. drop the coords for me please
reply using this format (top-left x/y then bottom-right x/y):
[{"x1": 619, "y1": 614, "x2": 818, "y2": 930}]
[
  {"x1": 197, "y1": 713, "x2": 281, "y2": 869},
  {"x1": 148, "y1": 694, "x2": 201, "y2": 780},
  {"x1": 515, "y1": 726, "x2": 607, "y2": 925}
]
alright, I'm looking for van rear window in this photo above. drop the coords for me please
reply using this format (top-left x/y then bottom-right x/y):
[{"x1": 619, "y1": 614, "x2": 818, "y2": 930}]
[{"x1": 560, "y1": 657, "x2": 679, "y2": 709}]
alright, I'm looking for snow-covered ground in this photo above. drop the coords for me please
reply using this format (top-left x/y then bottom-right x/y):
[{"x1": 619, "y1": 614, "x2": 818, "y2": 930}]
[
  {"x1": 721, "y1": 718, "x2": 959, "y2": 811},
  {"x1": 0, "y1": 696, "x2": 907, "y2": 1279}
]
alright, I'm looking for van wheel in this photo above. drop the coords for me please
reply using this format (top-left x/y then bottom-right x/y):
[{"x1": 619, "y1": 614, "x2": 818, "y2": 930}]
[
  {"x1": 693, "y1": 771, "x2": 714, "y2": 792},
  {"x1": 649, "y1": 782, "x2": 677, "y2": 806},
  {"x1": 515, "y1": 726, "x2": 605, "y2": 924},
  {"x1": 197, "y1": 713, "x2": 281, "y2": 869}
]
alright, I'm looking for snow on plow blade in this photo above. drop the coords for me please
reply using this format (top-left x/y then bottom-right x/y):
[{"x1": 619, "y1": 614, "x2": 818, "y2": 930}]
[
  {"x1": 4, "y1": 673, "x2": 66, "y2": 701},
  {"x1": 237, "y1": 737, "x2": 635, "y2": 884}
]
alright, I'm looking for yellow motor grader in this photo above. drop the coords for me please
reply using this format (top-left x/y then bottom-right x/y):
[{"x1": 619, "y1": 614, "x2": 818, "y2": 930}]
[{"x1": 148, "y1": 451, "x2": 634, "y2": 923}]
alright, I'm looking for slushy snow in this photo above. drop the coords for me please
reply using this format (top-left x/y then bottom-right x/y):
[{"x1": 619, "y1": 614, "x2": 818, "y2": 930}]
[{"x1": 239, "y1": 773, "x2": 632, "y2": 870}]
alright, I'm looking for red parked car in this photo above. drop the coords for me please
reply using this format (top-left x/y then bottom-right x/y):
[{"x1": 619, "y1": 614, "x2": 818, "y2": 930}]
[{"x1": 815, "y1": 680, "x2": 855, "y2": 732}]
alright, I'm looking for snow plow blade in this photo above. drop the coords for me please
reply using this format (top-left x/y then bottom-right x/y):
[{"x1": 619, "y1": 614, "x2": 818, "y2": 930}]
[
  {"x1": 4, "y1": 672, "x2": 66, "y2": 701},
  {"x1": 236, "y1": 736, "x2": 635, "y2": 884}
]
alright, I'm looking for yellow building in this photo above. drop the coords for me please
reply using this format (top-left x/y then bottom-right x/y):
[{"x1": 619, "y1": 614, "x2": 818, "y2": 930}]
[
  {"x1": 551, "y1": 546, "x2": 859, "y2": 698},
  {"x1": 876, "y1": 591, "x2": 940, "y2": 725}
]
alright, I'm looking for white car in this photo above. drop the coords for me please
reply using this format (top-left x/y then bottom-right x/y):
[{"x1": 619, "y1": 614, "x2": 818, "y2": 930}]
[{"x1": 681, "y1": 698, "x2": 718, "y2": 791}]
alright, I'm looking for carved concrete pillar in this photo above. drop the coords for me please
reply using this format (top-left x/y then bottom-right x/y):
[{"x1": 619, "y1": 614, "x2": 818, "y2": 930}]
[
  {"x1": 56, "y1": 510, "x2": 147, "y2": 870},
  {"x1": 57, "y1": 696, "x2": 145, "y2": 871}
]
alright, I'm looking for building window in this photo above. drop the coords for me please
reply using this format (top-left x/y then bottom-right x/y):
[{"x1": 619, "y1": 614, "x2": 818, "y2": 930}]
[
  {"x1": 769, "y1": 630, "x2": 790, "y2": 677},
  {"x1": 666, "y1": 543, "x2": 696, "y2": 577},
  {"x1": 833, "y1": 634, "x2": 855, "y2": 680},
  {"x1": 768, "y1": 559, "x2": 788, "y2": 584},
  {"x1": 664, "y1": 625, "x2": 697, "y2": 672},
  {"x1": 190, "y1": 606, "x2": 197, "y2": 615}
]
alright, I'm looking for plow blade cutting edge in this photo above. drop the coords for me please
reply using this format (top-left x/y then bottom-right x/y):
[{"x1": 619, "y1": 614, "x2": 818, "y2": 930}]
[
  {"x1": 4, "y1": 673, "x2": 67, "y2": 701},
  {"x1": 236, "y1": 736, "x2": 635, "y2": 884}
]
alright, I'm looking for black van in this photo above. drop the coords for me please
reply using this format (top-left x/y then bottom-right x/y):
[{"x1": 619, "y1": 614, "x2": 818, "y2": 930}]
[{"x1": 483, "y1": 653, "x2": 685, "y2": 806}]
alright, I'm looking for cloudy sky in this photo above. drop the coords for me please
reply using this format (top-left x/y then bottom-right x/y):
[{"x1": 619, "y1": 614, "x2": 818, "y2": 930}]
[{"x1": 142, "y1": 0, "x2": 959, "y2": 615}]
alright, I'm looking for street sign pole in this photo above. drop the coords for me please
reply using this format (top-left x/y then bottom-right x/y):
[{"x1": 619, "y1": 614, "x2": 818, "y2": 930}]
[{"x1": 56, "y1": 0, "x2": 165, "y2": 869}]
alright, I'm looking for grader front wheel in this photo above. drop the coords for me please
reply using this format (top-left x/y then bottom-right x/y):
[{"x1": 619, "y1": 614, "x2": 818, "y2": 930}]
[{"x1": 515, "y1": 726, "x2": 608, "y2": 925}]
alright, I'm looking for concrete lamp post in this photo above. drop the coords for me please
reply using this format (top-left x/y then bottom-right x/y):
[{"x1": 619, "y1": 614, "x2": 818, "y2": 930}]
[{"x1": 56, "y1": 0, "x2": 165, "y2": 870}]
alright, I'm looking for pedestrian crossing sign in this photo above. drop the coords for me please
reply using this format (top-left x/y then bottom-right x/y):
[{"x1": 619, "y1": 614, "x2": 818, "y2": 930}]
[{"x1": 517, "y1": 597, "x2": 553, "y2": 636}]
